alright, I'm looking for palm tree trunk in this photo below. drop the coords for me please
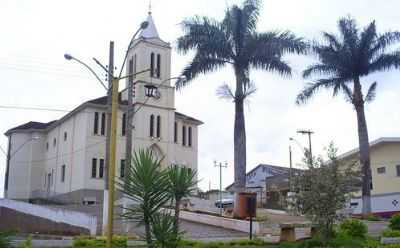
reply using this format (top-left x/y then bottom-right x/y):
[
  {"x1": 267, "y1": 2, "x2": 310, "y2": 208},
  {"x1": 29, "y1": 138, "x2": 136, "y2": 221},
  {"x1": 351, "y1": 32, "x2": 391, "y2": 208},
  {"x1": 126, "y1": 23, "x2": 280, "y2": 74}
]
[
  {"x1": 353, "y1": 78, "x2": 372, "y2": 215},
  {"x1": 144, "y1": 215, "x2": 152, "y2": 247},
  {"x1": 233, "y1": 67, "x2": 247, "y2": 217},
  {"x1": 174, "y1": 199, "x2": 180, "y2": 236}
]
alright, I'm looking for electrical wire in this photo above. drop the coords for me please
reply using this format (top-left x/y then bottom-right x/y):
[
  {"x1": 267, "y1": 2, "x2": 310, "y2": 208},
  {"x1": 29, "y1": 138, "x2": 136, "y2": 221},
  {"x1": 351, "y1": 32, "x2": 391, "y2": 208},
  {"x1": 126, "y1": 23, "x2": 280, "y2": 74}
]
[{"x1": 0, "y1": 105, "x2": 70, "y2": 112}]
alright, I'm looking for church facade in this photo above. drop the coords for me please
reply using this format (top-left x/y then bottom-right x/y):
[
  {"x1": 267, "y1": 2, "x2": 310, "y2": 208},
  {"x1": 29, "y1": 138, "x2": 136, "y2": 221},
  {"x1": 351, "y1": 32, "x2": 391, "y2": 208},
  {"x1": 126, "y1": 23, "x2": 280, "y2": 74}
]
[{"x1": 3, "y1": 13, "x2": 202, "y2": 204}]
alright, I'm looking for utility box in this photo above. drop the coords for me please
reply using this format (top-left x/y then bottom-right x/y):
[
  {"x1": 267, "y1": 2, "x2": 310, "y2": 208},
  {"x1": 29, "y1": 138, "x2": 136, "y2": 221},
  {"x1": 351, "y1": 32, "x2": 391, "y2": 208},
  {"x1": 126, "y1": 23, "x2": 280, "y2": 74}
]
[{"x1": 236, "y1": 192, "x2": 257, "y2": 219}]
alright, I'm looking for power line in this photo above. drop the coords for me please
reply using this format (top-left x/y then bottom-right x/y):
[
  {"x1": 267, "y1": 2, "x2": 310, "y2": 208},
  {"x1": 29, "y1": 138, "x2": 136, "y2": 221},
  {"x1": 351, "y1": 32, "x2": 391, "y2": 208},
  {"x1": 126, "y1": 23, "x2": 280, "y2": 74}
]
[{"x1": 0, "y1": 105, "x2": 70, "y2": 112}]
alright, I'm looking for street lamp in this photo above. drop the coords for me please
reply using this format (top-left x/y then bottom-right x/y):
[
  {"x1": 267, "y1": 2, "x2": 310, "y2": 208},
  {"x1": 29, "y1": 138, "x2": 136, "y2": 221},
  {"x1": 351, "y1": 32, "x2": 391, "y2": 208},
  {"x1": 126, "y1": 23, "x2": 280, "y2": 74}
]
[
  {"x1": 65, "y1": 20, "x2": 151, "y2": 248},
  {"x1": 4, "y1": 136, "x2": 40, "y2": 195}
]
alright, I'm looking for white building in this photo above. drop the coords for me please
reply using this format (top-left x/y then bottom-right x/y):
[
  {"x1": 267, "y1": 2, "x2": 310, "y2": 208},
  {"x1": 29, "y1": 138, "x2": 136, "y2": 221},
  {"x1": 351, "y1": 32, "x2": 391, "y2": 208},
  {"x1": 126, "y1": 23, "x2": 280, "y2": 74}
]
[{"x1": 3, "y1": 12, "x2": 203, "y2": 204}]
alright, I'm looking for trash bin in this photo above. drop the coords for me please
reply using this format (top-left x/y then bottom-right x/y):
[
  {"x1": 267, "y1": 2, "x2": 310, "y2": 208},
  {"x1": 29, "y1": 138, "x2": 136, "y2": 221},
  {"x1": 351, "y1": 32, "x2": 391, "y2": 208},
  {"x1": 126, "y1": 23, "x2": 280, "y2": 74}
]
[{"x1": 236, "y1": 192, "x2": 257, "y2": 219}]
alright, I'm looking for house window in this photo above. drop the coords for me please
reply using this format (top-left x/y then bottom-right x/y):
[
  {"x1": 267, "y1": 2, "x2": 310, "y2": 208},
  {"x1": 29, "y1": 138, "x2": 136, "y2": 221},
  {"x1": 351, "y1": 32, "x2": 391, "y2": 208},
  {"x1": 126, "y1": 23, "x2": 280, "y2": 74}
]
[
  {"x1": 150, "y1": 114, "x2": 155, "y2": 137},
  {"x1": 92, "y1": 158, "x2": 97, "y2": 178},
  {"x1": 94, "y1": 112, "x2": 99, "y2": 134},
  {"x1": 188, "y1": 126, "x2": 192, "y2": 147},
  {"x1": 101, "y1": 113, "x2": 106, "y2": 136},
  {"x1": 61, "y1": 165, "x2": 66, "y2": 182},
  {"x1": 64, "y1": 132, "x2": 67, "y2": 141},
  {"x1": 156, "y1": 54, "x2": 161, "y2": 78},
  {"x1": 122, "y1": 113, "x2": 126, "y2": 136},
  {"x1": 150, "y1": 52, "x2": 155, "y2": 77},
  {"x1": 174, "y1": 122, "x2": 178, "y2": 143},
  {"x1": 99, "y1": 159, "x2": 104, "y2": 179},
  {"x1": 53, "y1": 138, "x2": 56, "y2": 147},
  {"x1": 120, "y1": 159, "x2": 125, "y2": 178},
  {"x1": 377, "y1": 167, "x2": 386, "y2": 174},
  {"x1": 182, "y1": 126, "x2": 186, "y2": 146},
  {"x1": 156, "y1": 115, "x2": 161, "y2": 138},
  {"x1": 397, "y1": 165, "x2": 400, "y2": 177}
]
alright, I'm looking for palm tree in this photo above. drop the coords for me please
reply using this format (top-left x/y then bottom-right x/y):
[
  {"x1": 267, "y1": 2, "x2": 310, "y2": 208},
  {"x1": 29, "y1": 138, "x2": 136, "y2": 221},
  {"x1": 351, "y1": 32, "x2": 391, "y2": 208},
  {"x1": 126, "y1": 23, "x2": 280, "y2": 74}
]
[
  {"x1": 176, "y1": 0, "x2": 307, "y2": 215},
  {"x1": 166, "y1": 165, "x2": 197, "y2": 235},
  {"x1": 296, "y1": 17, "x2": 400, "y2": 214},
  {"x1": 120, "y1": 149, "x2": 170, "y2": 246}
]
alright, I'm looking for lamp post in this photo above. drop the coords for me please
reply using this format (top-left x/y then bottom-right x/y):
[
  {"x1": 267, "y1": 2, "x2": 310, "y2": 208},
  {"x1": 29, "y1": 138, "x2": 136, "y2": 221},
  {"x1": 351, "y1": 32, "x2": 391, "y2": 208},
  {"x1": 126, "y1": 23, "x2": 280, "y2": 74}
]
[
  {"x1": 3, "y1": 136, "x2": 40, "y2": 196},
  {"x1": 214, "y1": 160, "x2": 228, "y2": 216}
]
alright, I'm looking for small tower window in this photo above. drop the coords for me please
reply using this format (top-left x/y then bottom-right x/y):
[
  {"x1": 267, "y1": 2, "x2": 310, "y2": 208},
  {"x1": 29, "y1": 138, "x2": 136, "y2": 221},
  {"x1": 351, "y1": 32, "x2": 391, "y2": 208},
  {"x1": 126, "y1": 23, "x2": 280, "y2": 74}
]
[
  {"x1": 99, "y1": 159, "x2": 104, "y2": 178},
  {"x1": 133, "y1": 54, "x2": 137, "y2": 79},
  {"x1": 150, "y1": 114, "x2": 155, "y2": 137},
  {"x1": 156, "y1": 54, "x2": 161, "y2": 78},
  {"x1": 64, "y1": 132, "x2": 67, "y2": 141},
  {"x1": 53, "y1": 138, "x2": 56, "y2": 147},
  {"x1": 61, "y1": 165, "x2": 66, "y2": 182},
  {"x1": 188, "y1": 126, "x2": 192, "y2": 147},
  {"x1": 174, "y1": 122, "x2": 178, "y2": 143},
  {"x1": 150, "y1": 52, "x2": 155, "y2": 77},
  {"x1": 94, "y1": 112, "x2": 99, "y2": 134},
  {"x1": 182, "y1": 126, "x2": 187, "y2": 146},
  {"x1": 120, "y1": 159, "x2": 126, "y2": 178},
  {"x1": 101, "y1": 113, "x2": 106, "y2": 136},
  {"x1": 156, "y1": 115, "x2": 161, "y2": 138},
  {"x1": 128, "y1": 58, "x2": 134, "y2": 84},
  {"x1": 91, "y1": 158, "x2": 97, "y2": 178},
  {"x1": 122, "y1": 113, "x2": 126, "y2": 136}
]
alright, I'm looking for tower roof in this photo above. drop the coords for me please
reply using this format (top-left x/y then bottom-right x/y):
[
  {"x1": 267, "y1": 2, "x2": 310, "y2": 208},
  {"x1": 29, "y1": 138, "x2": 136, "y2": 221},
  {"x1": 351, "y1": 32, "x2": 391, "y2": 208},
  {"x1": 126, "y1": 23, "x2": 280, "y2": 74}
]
[{"x1": 139, "y1": 12, "x2": 160, "y2": 39}]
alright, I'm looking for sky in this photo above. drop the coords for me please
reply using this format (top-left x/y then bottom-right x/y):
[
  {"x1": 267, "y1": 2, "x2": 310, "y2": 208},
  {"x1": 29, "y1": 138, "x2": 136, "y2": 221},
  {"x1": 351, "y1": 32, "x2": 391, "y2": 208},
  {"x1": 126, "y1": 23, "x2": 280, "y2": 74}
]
[{"x1": 0, "y1": 0, "x2": 400, "y2": 196}]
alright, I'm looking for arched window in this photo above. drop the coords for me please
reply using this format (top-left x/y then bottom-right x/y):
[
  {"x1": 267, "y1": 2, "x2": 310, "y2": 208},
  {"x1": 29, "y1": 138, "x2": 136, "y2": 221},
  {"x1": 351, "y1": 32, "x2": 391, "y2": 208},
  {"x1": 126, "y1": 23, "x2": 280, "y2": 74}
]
[
  {"x1": 150, "y1": 114, "x2": 155, "y2": 137},
  {"x1": 182, "y1": 125, "x2": 186, "y2": 146},
  {"x1": 156, "y1": 115, "x2": 161, "y2": 138},
  {"x1": 156, "y1": 54, "x2": 161, "y2": 78},
  {"x1": 150, "y1": 52, "x2": 155, "y2": 77},
  {"x1": 188, "y1": 126, "x2": 192, "y2": 147}
]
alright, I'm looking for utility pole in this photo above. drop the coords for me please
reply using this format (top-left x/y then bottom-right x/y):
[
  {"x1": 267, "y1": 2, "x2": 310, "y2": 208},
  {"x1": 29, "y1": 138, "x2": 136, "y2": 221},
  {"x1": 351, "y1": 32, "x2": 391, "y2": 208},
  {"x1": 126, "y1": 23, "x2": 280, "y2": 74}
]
[
  {"x1": 289, "y1": 145, "x2": 292, "y2": 192},
  {"x1": 102, "y1": 41, "x2": 114, "y2": 235},
  {"x1": 297, "y1": 129, "x2": 314, "y2": 164},
  {"x1": 214, "y1": 161, "x2": 227, "y2": 216}
]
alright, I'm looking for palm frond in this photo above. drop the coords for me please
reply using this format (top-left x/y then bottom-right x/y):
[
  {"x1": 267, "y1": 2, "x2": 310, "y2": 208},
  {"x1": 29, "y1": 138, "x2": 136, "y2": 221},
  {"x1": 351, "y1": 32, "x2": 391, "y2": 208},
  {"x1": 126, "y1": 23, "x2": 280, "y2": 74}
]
[
  {"x1": 296, "y1": 77, "x2": 345, "y2": 104},
  {"x1": 303, "y1": 64, "x2": 339, "y2": 79},
  {"x1": 337, "y1": 16, "x2": 359, "y2": 56},
  {"x1": 177, "y1": 54, "x2": 227, "y2": 90},
  {"x1": 369, "y1": 31, "x2": 400, "y2": 57},
  {"x1": 364, "y1": 82, "x2": 377, "y2": 103},
  {"x1": 369, "y1": 50, "x2": 400, "y2": 73},
  {"x1": 216, "y1": 83, "x2": 235, "y2": 101},
  {"x1": 250, "y1": 55, "x2": 292, "y2": 76}
]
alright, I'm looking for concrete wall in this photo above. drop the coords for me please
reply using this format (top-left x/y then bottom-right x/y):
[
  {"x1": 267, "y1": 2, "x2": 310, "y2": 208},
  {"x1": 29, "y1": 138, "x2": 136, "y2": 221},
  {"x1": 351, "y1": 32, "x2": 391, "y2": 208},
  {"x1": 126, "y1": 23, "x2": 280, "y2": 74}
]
[{"x1": 0, "y1": 199, "x2": 97, "y2": 235}]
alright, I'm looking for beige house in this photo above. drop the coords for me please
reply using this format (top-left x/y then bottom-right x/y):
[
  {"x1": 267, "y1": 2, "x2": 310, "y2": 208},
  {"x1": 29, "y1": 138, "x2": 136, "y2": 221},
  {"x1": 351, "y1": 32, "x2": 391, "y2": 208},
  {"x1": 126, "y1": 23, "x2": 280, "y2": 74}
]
[
  {"x1": 339, "y1": 137, "x2": 400, "y2": 216},
  {"x1": 3, "y1": 12, "x2": 203, "y2": 204}
]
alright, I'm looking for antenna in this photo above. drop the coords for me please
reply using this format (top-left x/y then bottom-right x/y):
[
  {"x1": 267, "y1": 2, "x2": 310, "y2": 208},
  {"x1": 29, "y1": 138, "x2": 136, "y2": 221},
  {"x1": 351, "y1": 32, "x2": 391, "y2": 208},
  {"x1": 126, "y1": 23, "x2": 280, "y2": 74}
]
[{"x1": 148, "y1": 0, "x2": 152, "y2": 14}]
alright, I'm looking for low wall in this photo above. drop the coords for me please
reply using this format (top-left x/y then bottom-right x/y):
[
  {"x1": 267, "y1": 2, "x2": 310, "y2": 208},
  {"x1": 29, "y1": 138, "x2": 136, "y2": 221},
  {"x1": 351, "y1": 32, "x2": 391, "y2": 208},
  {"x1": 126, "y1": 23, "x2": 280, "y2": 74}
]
[
  {"x1": 179, "y1": 210, "x2": 261, "y2": 233},
  {"x1": 0, "y1": 199, "x2": 97, "y2": 235}
]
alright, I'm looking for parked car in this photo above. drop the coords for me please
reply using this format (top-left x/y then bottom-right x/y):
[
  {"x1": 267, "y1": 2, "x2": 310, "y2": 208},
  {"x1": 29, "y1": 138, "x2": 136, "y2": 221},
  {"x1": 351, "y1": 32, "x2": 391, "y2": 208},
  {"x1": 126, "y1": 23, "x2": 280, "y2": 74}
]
[{"x1": 215, "y1": 198, "x2": 234, "y2": 208}]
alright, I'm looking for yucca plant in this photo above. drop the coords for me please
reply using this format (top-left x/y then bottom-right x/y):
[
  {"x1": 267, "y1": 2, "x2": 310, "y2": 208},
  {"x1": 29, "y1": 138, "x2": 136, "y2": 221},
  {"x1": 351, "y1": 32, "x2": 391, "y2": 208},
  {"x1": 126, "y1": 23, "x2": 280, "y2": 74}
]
[
  {"x1": 151, "y1": 211, "x2": 181, "y2": 248},
  {"x1": 166, "y1": 165, "x2": 197, "y2": 236},
  {"x1": 120, "y1": 149, "x2": 170, "y2": 246}
]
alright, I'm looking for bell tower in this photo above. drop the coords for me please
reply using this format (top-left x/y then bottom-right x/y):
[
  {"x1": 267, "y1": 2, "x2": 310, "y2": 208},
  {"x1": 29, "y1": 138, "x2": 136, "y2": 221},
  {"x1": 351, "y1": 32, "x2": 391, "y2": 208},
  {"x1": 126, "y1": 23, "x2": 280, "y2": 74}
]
[{"x1": 124, "y1": 11, "x2": 173, "y2": 109}]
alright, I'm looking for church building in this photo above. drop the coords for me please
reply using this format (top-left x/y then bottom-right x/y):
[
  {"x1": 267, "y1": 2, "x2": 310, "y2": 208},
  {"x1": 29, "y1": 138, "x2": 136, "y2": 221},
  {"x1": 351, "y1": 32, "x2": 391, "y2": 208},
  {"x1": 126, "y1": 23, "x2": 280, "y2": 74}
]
[{"x1": 3, "y1": 12, "x2": 203, "y2": 204}]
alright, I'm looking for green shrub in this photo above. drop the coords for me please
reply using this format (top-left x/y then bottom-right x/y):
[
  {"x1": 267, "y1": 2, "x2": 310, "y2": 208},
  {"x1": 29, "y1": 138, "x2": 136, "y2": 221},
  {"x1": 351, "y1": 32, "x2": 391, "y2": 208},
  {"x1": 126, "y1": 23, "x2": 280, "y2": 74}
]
[
  {"x1": 73, "y1": 235, "x2": 127, "y2": 248},
  {"x1": 390, "y1": 214, "x2": 400, "y2": 231},
  {"x1": 339, "y1": 218, "x2": 368, "y2": 238},
  {"x1": 364, "y1": 214, "x2": 381, "y2": 221},
  {"x1": 0, "y1": 231, "x2": 13, "y2": 248},
  {"x1": 18, "y1": 236, "x2": 32, "y2": 248},
  {"x1": 382, "y1": 229, "x2": 400, "y2": 237}
]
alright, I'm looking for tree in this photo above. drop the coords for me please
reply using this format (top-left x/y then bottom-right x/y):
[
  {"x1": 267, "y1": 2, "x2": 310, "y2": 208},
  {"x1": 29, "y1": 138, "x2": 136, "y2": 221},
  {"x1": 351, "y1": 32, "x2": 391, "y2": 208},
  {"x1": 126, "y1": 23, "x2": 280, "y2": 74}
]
[
  {"x1": 166, "y1": 165, "x2": 197, "y2": 235},
  {"x1": 293, "y1": 143, "x2": 360, "y2": 244},
  {"x1": 120, "y1": 149, "x2": 170, "y2": 247},
  {"x1": 176, "y1": 0, "x2": 307, "y2": 215},
  {"x1": 296, "y1": 17, "x2": 400, "y2": 214}
]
